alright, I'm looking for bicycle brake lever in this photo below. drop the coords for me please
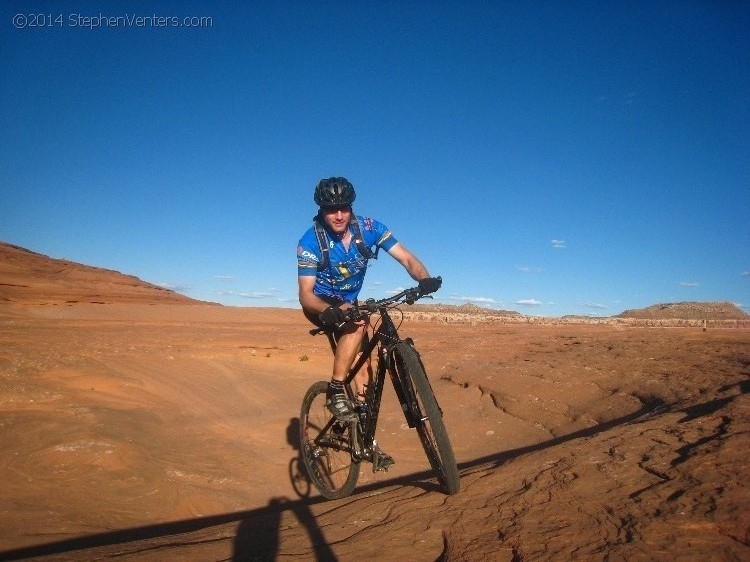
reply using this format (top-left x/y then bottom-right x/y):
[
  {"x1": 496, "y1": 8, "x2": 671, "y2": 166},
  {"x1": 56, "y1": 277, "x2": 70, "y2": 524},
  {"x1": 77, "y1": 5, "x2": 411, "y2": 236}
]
[
  {"x1": 405, "y1": 288, "x2": 421, "y2": 305},
  {"x1": 337, "y1": 307, "x2": 363, "y2": 328}
]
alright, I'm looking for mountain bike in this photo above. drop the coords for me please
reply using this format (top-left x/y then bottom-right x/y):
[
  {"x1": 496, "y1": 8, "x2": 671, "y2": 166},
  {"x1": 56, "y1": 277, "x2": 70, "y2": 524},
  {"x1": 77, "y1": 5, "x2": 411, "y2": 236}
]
[{"x1": 299, "y1": 283, "x2": 460, "y2": 499}]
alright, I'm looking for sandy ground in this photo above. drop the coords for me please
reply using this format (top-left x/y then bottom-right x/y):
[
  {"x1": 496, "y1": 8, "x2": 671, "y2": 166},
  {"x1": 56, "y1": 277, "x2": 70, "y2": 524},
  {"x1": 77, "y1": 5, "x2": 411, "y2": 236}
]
[{"x1": 0, "y1": 302, "x2": 748, "y2": 561}]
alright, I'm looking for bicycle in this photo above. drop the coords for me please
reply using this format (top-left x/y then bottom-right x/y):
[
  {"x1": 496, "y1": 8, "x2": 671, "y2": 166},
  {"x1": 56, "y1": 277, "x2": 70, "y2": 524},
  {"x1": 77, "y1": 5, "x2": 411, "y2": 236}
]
[{"x1": 299, "y1": 282, "x2": 460, "y2": 499}]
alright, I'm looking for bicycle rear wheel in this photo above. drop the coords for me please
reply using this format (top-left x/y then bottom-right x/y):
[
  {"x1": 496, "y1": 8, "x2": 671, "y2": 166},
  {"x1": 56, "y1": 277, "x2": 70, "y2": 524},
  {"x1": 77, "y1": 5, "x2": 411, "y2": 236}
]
[
  {"x1": 394, "y1": 343, "x2": 460, "y2": 495},
  {"x1": 299, "y1": 381, "x2": 360, "y2": 499}
]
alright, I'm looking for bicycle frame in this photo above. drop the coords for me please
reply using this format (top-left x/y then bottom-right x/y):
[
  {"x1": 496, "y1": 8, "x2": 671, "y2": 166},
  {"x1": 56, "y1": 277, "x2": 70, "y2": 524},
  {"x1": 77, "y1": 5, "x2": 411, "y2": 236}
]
[
  {"x1": 302, "y1": 279, "x2": 459, "y2": 497},
  {"x1": 317, "y1": 302, "x2": 418, "y2": 461}
]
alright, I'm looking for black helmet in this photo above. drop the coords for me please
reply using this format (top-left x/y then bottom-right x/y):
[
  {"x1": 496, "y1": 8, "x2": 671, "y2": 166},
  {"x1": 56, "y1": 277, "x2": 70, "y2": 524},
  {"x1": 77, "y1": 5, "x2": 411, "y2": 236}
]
[{"x1": 314, "y1": 177, "x2": 356, "y2": 208}]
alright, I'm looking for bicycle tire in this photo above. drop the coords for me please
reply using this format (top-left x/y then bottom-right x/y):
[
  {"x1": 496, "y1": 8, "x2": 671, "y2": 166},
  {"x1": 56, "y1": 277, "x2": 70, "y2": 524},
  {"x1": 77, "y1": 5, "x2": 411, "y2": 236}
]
[
  {"x1": 394, "y1": 343, "x2": 460, "y2": 495},
  {"x1": 299, "y1": 381, "x2": 360, "y2": 499}
]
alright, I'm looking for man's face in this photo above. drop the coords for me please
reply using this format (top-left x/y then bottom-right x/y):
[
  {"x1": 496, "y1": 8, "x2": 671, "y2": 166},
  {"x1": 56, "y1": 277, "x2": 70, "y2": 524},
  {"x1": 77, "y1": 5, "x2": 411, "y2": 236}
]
[{"x1": 321, "y1": 205, "x2": 352, "y2": 236}]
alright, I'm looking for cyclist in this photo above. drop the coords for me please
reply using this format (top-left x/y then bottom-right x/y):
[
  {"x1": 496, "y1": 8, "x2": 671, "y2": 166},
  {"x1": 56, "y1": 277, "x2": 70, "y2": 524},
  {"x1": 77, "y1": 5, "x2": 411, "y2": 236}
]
[{"x1": 297, "y1": 177, "x2": 442, "y2": 425}]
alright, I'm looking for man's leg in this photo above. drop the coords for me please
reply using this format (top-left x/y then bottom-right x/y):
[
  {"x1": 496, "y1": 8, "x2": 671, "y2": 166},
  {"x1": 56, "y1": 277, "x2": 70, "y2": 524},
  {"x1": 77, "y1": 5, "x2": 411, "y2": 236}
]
[
  {"x1": 337, "y1": 324, "x2": 373, "y2": 399},
  {"x1": 327, "y1": 322, "x2": 366, "y2": 420},
  {"x1": 328, "y1": 323, "x2": 393, "y2": 468},
  {"x1": 353, "y1": 358, "x2": 372, "y2": 402},
  {"x1": 331, "y1": 322, "x2": 366, "y2": 382}
]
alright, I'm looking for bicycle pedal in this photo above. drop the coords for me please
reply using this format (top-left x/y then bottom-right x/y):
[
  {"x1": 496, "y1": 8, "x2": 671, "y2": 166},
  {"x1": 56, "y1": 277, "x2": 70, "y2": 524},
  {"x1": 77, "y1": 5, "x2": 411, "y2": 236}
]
[{"x1": 372, "y1": 449, "x2": 395, "y2": 473}]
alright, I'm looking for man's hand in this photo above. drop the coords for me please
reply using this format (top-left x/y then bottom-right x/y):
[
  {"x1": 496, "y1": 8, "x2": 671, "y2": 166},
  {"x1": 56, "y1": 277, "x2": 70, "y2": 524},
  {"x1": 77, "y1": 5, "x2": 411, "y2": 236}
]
[
  {"x1": 319, "y1": 305, "x2": 347, "y2": 327},
  {"x1": 418, "y1": 276, "x2": 442, "y2": 295}
]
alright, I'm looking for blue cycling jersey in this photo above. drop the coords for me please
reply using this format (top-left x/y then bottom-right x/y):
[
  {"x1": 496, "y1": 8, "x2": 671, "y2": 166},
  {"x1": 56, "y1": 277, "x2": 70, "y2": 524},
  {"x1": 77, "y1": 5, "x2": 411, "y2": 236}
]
[{"x1": 297, "y1": 215, "x2": 398, "y2": 303}]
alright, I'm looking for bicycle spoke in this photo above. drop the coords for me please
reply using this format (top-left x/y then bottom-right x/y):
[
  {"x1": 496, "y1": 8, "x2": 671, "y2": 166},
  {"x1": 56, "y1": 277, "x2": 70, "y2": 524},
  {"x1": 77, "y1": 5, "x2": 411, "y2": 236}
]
[{"x1": 300, "y1": 381, "x2": 360, "y2": 499}]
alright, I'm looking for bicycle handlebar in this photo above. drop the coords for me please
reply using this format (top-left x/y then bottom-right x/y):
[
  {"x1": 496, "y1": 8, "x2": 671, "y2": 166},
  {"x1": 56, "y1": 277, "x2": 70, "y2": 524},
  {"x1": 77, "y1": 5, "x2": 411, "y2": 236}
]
[
  {"x1": 309, "y1": 277, "x2": 441, "y2": 335},
  {"x1": 344, "y1": 275, "x2": 441, "y2": 323}
]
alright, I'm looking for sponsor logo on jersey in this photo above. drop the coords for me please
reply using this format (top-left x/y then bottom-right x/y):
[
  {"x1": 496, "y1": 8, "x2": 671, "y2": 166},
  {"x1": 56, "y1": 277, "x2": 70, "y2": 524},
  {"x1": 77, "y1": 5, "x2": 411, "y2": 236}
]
[
  {"x1": 297, "y1": 247, "x2": 319, "y2": 262},
  {"x1": 376, "y1": 231, "x2": 392, "y2": 245}
]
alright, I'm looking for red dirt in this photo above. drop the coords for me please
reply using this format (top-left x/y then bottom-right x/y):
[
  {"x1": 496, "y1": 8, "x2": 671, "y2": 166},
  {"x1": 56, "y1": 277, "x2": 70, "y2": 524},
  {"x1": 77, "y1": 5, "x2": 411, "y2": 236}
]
[{"x1": 1, "y1": 241, "x2": 748, "y2": 560}]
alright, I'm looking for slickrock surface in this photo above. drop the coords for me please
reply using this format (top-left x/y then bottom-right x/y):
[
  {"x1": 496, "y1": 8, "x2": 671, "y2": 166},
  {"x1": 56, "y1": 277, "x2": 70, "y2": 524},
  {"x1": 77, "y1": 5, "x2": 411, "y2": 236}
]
[{"x1": 1, "y1": 241, "x2": 747, "y2": 560}]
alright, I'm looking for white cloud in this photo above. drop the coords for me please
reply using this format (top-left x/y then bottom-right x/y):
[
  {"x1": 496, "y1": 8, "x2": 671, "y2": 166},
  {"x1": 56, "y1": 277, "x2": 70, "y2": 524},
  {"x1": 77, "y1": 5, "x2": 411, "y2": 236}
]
[
  {"x1": 449, "y1": 296, "x2": 496, "y2": 304},
  {"x1": 680, "y1": 281, "x2": 700, "y2": 287},
  {"x1": 216, "y1": 290, "x2": 275, "y2": 299},
  {"x1": 582, "y1": 302, "x2": 607, "y2": 310},
  {"x1": 551, "y1": 239, "x2": 567, "y2": 249},
  {"x1": 387, "y1": 287, "x2": 406, "y2": 295},
  {"x1": 214, "y1": 275, "x2": 235, "y2": 281},
  {"x1": 516, "y1": 299, "x2": 542, "y2": 306},
  {"x1": 741, "y1": 272, "x2": 750, "y2": 277},
  {"x1": 517, "y1": 266, "x2": 544, "y2": 273}
]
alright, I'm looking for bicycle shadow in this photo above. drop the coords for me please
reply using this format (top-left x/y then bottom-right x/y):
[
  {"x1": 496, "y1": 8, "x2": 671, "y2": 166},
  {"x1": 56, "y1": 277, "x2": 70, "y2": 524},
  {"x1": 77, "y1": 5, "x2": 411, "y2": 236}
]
[
  {"x1": 286, "y1": 416, "x2": 312, "y2": 499},
  {"x1": 0, "y1": 399, "x2": 680, "y2": 561},
  {"x1": 232, "y1": 418, "x2": 336, "y2": 560}
]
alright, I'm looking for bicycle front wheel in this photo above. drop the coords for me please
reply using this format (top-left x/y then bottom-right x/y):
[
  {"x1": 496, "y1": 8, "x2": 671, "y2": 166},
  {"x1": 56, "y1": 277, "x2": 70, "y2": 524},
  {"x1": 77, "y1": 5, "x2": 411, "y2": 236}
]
[
  {"x1": 299, "y1": 381, "x2": 360, "y2": 499},
  {"x1": 394, "y1": 343, "x2": 460, "y2": 495}
]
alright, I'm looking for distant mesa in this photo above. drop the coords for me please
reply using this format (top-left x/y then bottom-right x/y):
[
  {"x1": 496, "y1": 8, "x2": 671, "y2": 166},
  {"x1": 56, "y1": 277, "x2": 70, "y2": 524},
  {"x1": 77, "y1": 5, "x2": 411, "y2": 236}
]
[
  {"x1": 412, "y1": 301, "x2": 523, "y2": 317},
  {"x1": 414, "y1": 300, "x2": 747, "y2": 321},
  {"x1": 0, "y1": 241, "x2": 210, "y2": 306},
  {"x1": 408, "y1": 299, "x2": 747, "y2": 327},
  {"x1": 616, "y1": 302, "x2": 747, "y2": 321}
]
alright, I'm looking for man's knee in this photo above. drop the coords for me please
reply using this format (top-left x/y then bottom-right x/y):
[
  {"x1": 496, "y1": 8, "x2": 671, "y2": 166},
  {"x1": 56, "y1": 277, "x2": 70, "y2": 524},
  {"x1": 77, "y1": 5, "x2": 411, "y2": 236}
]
[{"x1": 339, "y1": 321, "x2": 366, "y2": 338}]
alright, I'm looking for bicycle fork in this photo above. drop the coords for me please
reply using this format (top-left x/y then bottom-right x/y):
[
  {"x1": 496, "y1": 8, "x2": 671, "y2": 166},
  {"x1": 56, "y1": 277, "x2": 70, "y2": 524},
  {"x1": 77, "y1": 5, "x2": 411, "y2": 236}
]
[{"x1": 387, "y1": 341, "x2": 420, "y2": 428}]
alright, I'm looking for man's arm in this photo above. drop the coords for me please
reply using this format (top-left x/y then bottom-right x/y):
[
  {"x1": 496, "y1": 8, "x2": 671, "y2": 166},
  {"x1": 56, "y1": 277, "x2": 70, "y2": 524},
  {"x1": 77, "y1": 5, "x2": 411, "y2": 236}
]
[
  {"x1": 298, "y1": 275, "x2": 330, "y2": 315},
  {"x1": 299, "y1": 275, "x2": 356, "y2": 329},
  {"x1": 386, "y1": 242, "x2": 430, "y2": 281}
]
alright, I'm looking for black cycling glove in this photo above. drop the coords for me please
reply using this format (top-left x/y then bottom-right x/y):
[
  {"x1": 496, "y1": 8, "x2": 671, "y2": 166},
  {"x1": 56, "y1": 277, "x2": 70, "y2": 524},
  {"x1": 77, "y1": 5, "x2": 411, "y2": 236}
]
[
  {"x1": 319, "y1": 305, "x2": 346, "y2": 327},
  {"x1": 418, "y1": 276, "x2": 442, "y2": 295}
]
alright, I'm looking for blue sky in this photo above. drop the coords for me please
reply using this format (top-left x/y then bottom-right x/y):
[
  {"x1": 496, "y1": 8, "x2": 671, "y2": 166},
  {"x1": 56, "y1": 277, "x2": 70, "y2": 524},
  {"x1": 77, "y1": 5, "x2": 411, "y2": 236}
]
[{"x1": 2, "y1": 1, "x2": 748, "y2": 316}]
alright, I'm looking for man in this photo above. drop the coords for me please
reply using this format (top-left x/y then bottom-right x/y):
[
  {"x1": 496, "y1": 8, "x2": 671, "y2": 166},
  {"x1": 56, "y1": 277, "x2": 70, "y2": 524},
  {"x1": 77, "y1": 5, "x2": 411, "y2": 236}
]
[{"x1": 297, "y1": 177, "x2": 442, "y2": 423}]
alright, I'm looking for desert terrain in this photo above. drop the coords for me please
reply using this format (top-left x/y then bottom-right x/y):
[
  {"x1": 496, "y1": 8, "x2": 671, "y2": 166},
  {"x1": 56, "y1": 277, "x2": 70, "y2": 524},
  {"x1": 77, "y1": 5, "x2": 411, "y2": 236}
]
[{"x1": 1, "y1": 241, "x2": 748, "y2": 561}]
